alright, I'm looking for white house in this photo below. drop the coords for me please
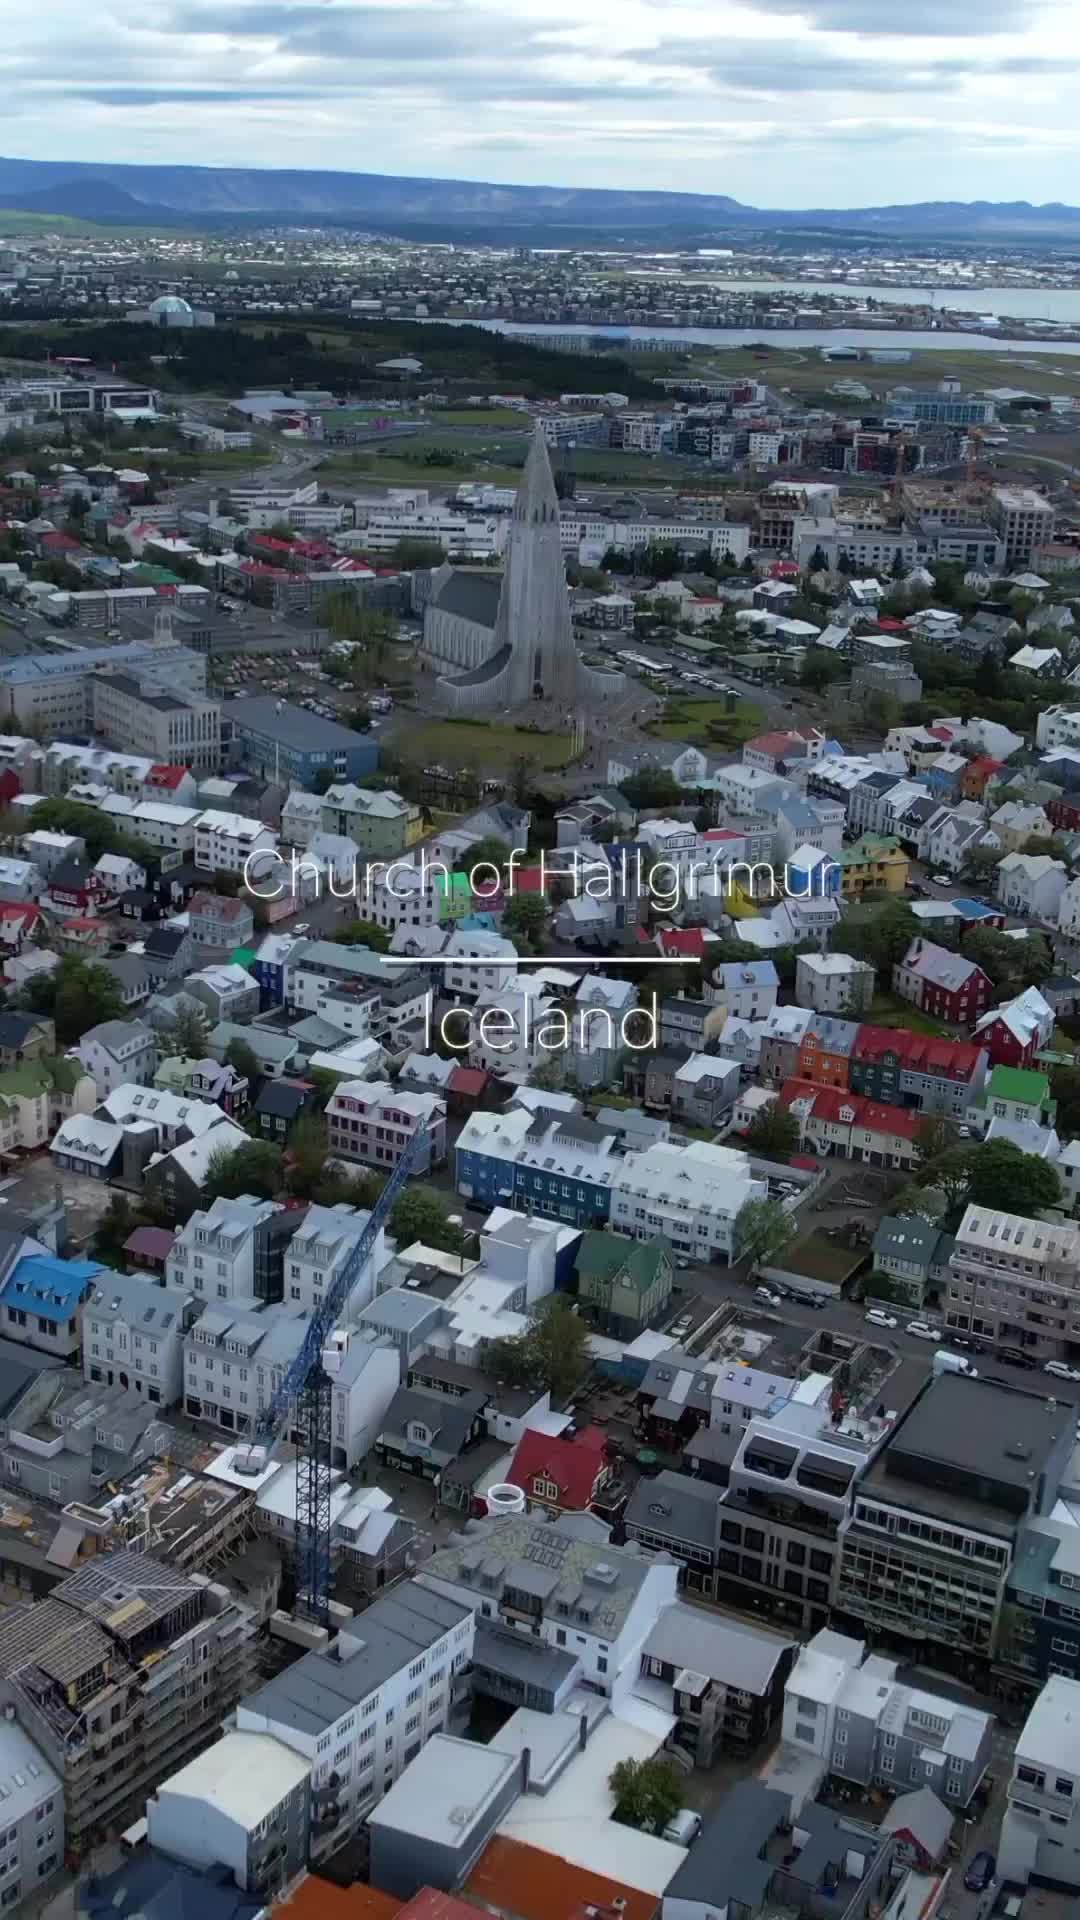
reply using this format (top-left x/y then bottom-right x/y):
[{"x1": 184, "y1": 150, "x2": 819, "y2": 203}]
[
  {"x1": 194, "y1": 808, "x2": 277, "y2": 876},
  {"x1": 83, "y1": 1271, "x2": 192, "y2": 1406},
  {"x1": 284, "y1": 1201, "x2": 383, "y2": 1319},
  {"x1": 795, "y1": 951, "x2": 875, "y2": 1014},
  {"x1": 999, "y1": 1675, "x2": 1080, "y2": 1888},
  {"x1": 280, "y1": 789, "x2": 325, "y2": 849},
  {"x1": 76, "y1": 1019, "x2": 156, "y2": 1096},
  {"x1": 609, "y1": 1139, "x2": 767, "y2": 1266},
  {"x1": 996, "y1": 851, "x2": 1068, "y2": 920},
  {"x1": 1059, "y1": 875, "x2": 1080, "y2": 941},
  {"x1": 167, "y1": 1195, "x2": 287, "y2": 1302},
  {"x1": 710, "y1": 959, "x2": 780, "y2": 1021}
]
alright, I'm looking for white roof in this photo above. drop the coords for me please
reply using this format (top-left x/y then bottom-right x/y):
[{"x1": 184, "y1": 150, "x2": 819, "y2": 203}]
[
  {"x1": 798, "y1": 950, "x2": 869, "y2": 976},
  {"x1": 1016, "y1": 1674, "x2": 1080, "y2": 1773},
  {"x1": 51, "y1": 1114, "x2": 122, "y2": 1162},
  {"x1": 154, "y1": 1729, "x2": 310, "y2": 1829},
  {"x1": 195, "y1": 809, "x2": 271, "y2": 840},
  {"x1": 156, "y1": 1118, "x2": 248, "y2": 1185},
  {"x1": 101, "y1": 1084, "x2": 224, "y2": 1137}
]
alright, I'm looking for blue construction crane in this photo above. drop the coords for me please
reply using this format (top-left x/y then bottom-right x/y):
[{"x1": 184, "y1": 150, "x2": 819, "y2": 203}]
[{"x1": 237, "y1": 1126, "x2": 426, "y2": 1626}]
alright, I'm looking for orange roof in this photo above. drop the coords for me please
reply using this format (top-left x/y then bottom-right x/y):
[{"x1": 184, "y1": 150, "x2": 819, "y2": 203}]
[
  {"x1": 278, "y1": 1875, "x2": 402, "y2": 1920},
  {"x1": 466, "y1": 1835, "x2": 659, "y2": 1920}
]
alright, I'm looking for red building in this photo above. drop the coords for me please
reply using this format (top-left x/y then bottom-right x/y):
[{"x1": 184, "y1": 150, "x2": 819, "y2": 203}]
[
  {"x1": 973, "y1": 987, "x2": 1055, "y2": 1068},
  {"x1": 1047, "y1": 793, "x2": 1080, "y2": 834},
  {"x1": 893, "y1": 938, "x2": 992, "y2": 1027},
  {"x1": 506, "y1": 1424, "x2": 612, "y2": 1517}
]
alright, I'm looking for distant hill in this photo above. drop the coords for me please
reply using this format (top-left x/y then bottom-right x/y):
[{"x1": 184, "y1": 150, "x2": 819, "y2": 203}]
[{"x1": 0, "y1": 154, "x2": 1079, "y2": 236}]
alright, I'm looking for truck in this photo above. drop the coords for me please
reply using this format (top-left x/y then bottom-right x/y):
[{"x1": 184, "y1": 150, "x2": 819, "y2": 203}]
[{"x1": 932, "y1": 1349, "x2": 978, "y2": 1378}]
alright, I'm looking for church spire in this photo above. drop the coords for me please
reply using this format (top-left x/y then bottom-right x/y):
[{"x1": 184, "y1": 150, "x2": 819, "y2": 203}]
[{"x1": 514, "y1": 425, "x2": 560, "y2": 525}]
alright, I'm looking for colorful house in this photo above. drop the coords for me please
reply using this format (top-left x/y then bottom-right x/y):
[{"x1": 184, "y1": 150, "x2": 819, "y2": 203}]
[
  {"x1": 505, "y1": 1424, "x2": 612, "y2": 1517},
  {"x1": 838, "y1": 834, "x2": 909, "y2": 900},
  {"x1": 797, "y1": 1016, "x2": 859, "y2": 1090}
]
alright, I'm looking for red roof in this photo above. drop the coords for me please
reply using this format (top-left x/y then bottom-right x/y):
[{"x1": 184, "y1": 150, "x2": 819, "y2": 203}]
[
  {"x1": 511, "y1": 867, "x2": 549, "y2": 895},
  {"x1": 466, "y1": 1836, "x2": 658, "y2": 1920},
  {"x1": 146, "y1": 763, "x2": 187, "y2": 790},
  {"x1": 123, "y1": 1226, "x2": 176, "y2": 1261},
  {"x1": 965, "y1": 755, "x2": 1005, "y2": 777},
  {"x1": 770, "y1": 558, "x2": 800, "y2": 577},
  {"x1": 851, "y1": 1025, "x2": 915, "y2": 1065},
  {"x1": 507, "y1": 1425, "x2": 608, "y2": 1510},
  {"x1": 448, "y1": 1065, "x2": 488, "y2": 1097},
  {"x1": 702, "y1": 828, "x2": 743, "y2": 842},
  {"x1": 656, "y1": 927, "x2": 705, "y2": 959},
  {"x1": 779, "y1": 1077, "x2": 922, "y2": 1140},
  {"x1": 40, "y1": 531, "x2": 81, "y2": 553},
  {"x1": 397, "y1": 1894, "x2": 479, "y2": 1920},
  {"x1": 0, "y1": 902, "x2": 39, "y2": 924}
]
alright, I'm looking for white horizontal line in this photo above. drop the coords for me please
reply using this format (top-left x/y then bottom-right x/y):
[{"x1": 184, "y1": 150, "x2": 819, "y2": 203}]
[{"x1": 378, "y1": 956, "x2": 688, "y2": 966}]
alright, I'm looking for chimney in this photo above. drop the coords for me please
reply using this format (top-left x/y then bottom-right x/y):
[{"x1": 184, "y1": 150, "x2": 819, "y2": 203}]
[
  {"x1": 520, "y1": 1746, "x2": 531, "y2": 1792},
  {"x1": 579, "y1": 1710, "x2": 589, "y2": 1752}
]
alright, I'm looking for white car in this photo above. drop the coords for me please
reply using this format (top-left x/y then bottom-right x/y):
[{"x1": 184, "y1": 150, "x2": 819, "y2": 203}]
[
  {"x1": 292, "y1": 922, "x2": 310, "y2": 935},
  {"x1": 930, "y1": 873, "x2": 952, "y2": 887},
  {"x1": 755, "y1": 1286, "x2": 782, "y2": 1307},
  {"x1": 865, "y1": 1308, "x2": 898, "y2": 1329},
  {"x1": 907, "y1": 1321, "x2": 941, "y2": 1341},
  {"x1": 1044, "y1": 1361, "x2": 1080, "y2": 1383}
]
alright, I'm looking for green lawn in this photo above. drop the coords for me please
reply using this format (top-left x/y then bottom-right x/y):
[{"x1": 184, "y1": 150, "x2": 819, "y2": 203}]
[
  {"x1": 434, "y1": 408, "x2": 534, "y2": 427},
  {"x1": 315, "y1": 453, "x2": 527, "y2": 488},
  {"x1": 868, "y1": 990, "x2": 951, "y2": 1036},
  {"x1": 646, "y1": 698, "x2": 765, "y2": 749},
  {"x1": 394, "y1": 719, "x2": 578, "y2": 773}
]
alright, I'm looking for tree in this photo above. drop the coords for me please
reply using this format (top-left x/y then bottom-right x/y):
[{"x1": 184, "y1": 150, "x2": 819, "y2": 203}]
[
  {"x1": 620, "y1": 768, "x2": 683, "y2": 810},
  {"x1": 914, "y1": 1115, "x2": 959, "y2": 1171},
  {"x1": 455, "y1": 835, "x2": 510, "y2": 876},
  {"x1": 965, "y1": 927, "x2": 1053, "y2": 998},
  {"x1": 734, "y1": 1196, "x2": 793, "y2": 1267},
  {"x1": 391, "y1": 537, "x2": 449, "y2": 569},
  {"x1": 862, "y1": 688, "x2": 902, "y2": 736},
  {"x1": 224, "y1": 1038, "x2": 260, "y2": 1084},
  {"x1": 609, "y1": 1756, "x2": 684, "y2": 1833},
  {"x1": 334, "y1": 919, "x2": 390, "y2": 951},
  {"x1": 967, "y1": 1139, "x2": 1060, "y2": 1214},
  {"x1": 808, "y1": 544, "x2": 829, "y2": 575},
  {"x1": 310, "y1": 766, "x2": 336, "y2": 795},
  {"x1": 502, "y1": 893, "x2": 548, "y2": 950},
  {"x1": 842, "y1": 899, "x2": 917, "y2": 975},
  {"x1": 23, "y1": 956, "x2": 124, "y2": 1045},
  {"x1": 92, "y1": 1192, "x2": 136, "y2": 1265},
  {"x1": 204, "y1": 1139, "x2": 282, "y2": 1201},
  {"x1": 745, "y1": 1101, "x2": 799, "y2": 1158},
  {"x1": 390, "y1": 1186, "x2": 467, "y2": 1256},
  {"x1": 890, "y1": 550, "x2": 906, "y2": 581},
  {"x1": 484, "y1": 1295, "x2": 590, "y2": 1403},
  {"x1": 1051, "y1": 1063, "x2": 1080, "y2": 1139},
  {"x1": 163, "y1": 1002, "x2": 212, "y2": 1061},
  {"x1": 508, "y1": 753, "x2": 538, "y2": 807},
  {"x1": 964, "y1": 844, "x2": 1005, "y2": 885},
  {"x1": 800, "y1": 649, "x2": 844, "y2": 693},
  {"x1": 975, "y1": 646, "x2": 1003, "y2": 700},
  {"x1": 285, "y1": 1115, "x2": 329, "y2": 1198}
]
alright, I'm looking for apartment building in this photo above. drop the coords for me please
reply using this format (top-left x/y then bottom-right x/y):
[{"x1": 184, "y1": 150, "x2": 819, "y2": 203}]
[
  {"x1": 0, "y1": 640, "x2": 204, "y2": 732},
  {"x1": 999, "y1": 1676, "x2": 1080, "y2": 1889},
  {"x1": 236, "y1": 1582, "x2": 474, "y2": 1863},
  {"x1": 283, "y1": 1201, "x2": 378, "y2": 1318},
  {"x1": 146, "y1": 1731, "x2": 310, "y2": 1902},
  {"x1": 326, "y1": 1080, "x2": 446, "y2": 1173},
  {"x1": 456, "y1": 1105, "x2": 619, "y2": 1227},
  {"x1": 784, "y1": 1628, "x2": 993, "y2": 1807},
  {"x1": 419, "y1": 1508, "x2": 678, "y2": 1706},
  {"x1": 606, "y1": 1138, "x2": 766, "y2": 1265},
  {"x1": 285, "y1": 939, "x2": 425, "y2": 1017},
  {"x1": 183, "y1": 1302, "x2": 308, "y2": 1434},
  {"x1": 193, "y1": 809, "x2": 276, "y2": 877},
  {"x1": 795, "y1": 953, "x2": 875, "y2": 1014},
  {"x1": 107, "y1": 798, "x2": 202, "y2": 857},
  {"x1": 836, "y1": 1375, "x2": 1073, "y2": 1663},
  {"x1": 637, "y1": 1601, "x2": 796, "y2": 1766},
  {"x1": 187, "y1": 890, "x2": 255, "y2": 955},
  {"x1": 0, "y1": 1719, "x2": 62, "y2": 1907},
  {"x1": 91, "y1": 671, "x2": 221, "y2": 774},
  {"x1": 990, "y1": 486, "x2": 1055, "y2": 567},
  {"x1": 83, "y1": 1271, "x2": 193, "y2": 1406},
  {"x1": 166, "y1": 1195, "x2": 298, "y2": 1306},
  {"x1": 320, "y1": 784, "x2": 423, "y2": 859},
  {"x1": 0, "y1": 1549, "x2": 257, "y2": 1855},
  {"x1": 944, "y1": 1205, "x2": 1080, "y2": 1360},
  {"x1": 712, "y1": 1417, "x2": 862, "y2": 1635}
]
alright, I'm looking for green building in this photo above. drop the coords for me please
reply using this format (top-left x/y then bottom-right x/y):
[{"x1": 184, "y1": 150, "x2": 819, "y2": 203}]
[{"x1": 576, "y1": 1231, "x2": 673, "y2": 1340}]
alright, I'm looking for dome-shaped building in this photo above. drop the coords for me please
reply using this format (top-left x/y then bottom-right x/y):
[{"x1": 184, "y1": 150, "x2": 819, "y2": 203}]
[{"x1": 147, "y1": 294, "x2": 195, "y2": 328}]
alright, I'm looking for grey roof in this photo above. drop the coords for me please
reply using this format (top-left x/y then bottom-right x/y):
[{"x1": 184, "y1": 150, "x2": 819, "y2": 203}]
[
  {"x1": 244, "y1": 1582, "x2": 470, "y2": 1734},
  {"x1": 82, "y1": 1018, "x2": 152, "y2": 1055},
  {"x1": 471, "y1": 1616, "x2": 580, "y2": 1692},
  {"x1": 228, "y1": 694, "x2": 373, "y2": 753},
  {"x1": 360, "y1": 1288, "x2": 445, "y2": 1336},
  {"x1": 87, "y1": 1272, "x2": 187, "y2": 1334},
  {"x1": 423, "y1": 1509, "x2": 655, "y2": 1640},
  {"x1": 642, "y1": 1599, "x2": 794, "y2": 1695},
  {"x1": 871, "y1": 1215, "x2": 944, "y2": 1266},
  {"x1": 625, "y1": 1471, "x2": 723, "y2": 1553},
  {"x1": 665, "y1": 1779, "x2": 791, "y2": 1907},
  {"x1": 431, "y1": 568, "x2": 503, "y2": 628},
  {"x1": 378, "y1": 1384, "x2": 483, "y2": 1460},
  {"x1": 0, "y1": 1335, "x2": 62, "y2": 1421},
  {"x1": 880, "y1": 1786, "x2": 954, "y2": 1858},
  {"x1": 367, "y1": 1731, "x2": 520, "y2": 1843},
  {"x1": 80, "y1": 1853, "x2": 264, "y2": 1920},
  {"x1": 99, "y1": 953, "x2": 152, "y2": 993},
  {"x1": 861, "y1": 1374, "x2": 1072, "y2": 1535}
]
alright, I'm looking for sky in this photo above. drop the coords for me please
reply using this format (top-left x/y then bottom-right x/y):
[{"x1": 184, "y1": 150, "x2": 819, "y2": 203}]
[{"x1": 4, "y1": 0, "x2": 1079, "y2": 207}]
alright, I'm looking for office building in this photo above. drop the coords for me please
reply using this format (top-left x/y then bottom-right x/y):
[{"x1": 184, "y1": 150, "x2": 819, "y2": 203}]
[
  {"x1": 91, "y1": 672, "x2": 221, "y2": 774},
  {"x1": 147, "y1": 1731, "x2": 310, "y2": 1900},
  {"x1": 166, "y1": 1196, "x2": 298, "y2": 1306},
  {"x1": 227, "y1": 697, "x2": 378, "y2": 787},
  {"x1": 944, "y1": 1205, "x2": 1080, "y2": 1360},
  {"x1": 990, "y1": 486, "x2": 1055, "y2": 567}
]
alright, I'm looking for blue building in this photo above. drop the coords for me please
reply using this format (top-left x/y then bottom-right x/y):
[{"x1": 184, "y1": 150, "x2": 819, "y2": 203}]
[
  {"x1": 249, "y1": 930, "x2": 300, "y2": 1008},
  {"x1": 0, "y1": 1252, "x2": 105, "y2": 1361},
  {"x1": 786, "y1": 843, "x2": 842, "y2": 899},
  {"x1": 224, "y1": 695, "x2": 379, "y2": 787},
  {"x1": 455, "y1": 1111, "x2": 615, "y2": 1230}
]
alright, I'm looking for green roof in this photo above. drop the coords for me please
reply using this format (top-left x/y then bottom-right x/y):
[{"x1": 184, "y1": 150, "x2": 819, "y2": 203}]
[
  {"x1": 576, "y1": 1229, "x2": 671, "y2": 1296},
  {"x1": 988, "y1": 1064, "x2": 1050, "y2": 1105},
  {"x1": 0, "y1": 1064, "x2": 53, "y2": 1099}
]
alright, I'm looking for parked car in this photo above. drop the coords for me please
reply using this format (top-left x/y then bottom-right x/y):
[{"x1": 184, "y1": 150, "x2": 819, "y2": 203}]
[
  {"x1": 930, "y1": 872, "x2": 953, "y2": 886},
  {"x1": 964, "y1": 1853, "x2": 996, "y2": 1893},
  {"x1": 865, "y1": 1307, "x2": 898, "y2": 1329},
  {"x1": 907, "y1": 1321, "x2": 941, "y2": 1341},
  {"x1": 1044, "y1": 1360, "x2": 1080, "y2": 1383},
  {"x1": 755, "y1": 1286, "x2": 782, "y2": 1307}
]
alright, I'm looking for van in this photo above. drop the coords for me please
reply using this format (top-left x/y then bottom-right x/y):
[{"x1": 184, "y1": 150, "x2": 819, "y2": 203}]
[
  {"x1": 932, "y1": 1349, "x2": 977, "y2": 1378},
  {"x1": 663, "y1": 1809, "x2": 703, "y2": 1847}
]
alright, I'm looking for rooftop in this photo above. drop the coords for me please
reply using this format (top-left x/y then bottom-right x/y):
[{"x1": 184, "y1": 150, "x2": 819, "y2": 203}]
[{"x1": 368, "y1": 1732, "x2": 519, "y2": 1843}]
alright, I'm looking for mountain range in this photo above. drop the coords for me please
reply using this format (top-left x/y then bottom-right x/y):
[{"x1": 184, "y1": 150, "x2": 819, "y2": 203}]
[{"x1": 2, "y1": 154, "x2": 1080, "y2": 238}]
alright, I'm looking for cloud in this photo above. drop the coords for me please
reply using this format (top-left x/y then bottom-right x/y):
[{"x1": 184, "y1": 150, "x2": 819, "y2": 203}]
[{"x1": 744, "y1": 0, "x2": 1034, "y2": 30}]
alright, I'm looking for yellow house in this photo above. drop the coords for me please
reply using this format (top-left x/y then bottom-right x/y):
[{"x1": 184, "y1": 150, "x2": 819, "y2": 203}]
[{"x1": 839, "y1": 833, "x2": 909, "y2": 900}]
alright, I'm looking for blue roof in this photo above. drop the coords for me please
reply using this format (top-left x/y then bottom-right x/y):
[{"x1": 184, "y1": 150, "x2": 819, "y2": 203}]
[
  {"x1": 950, "y1": 897, "x2": 997, "y2": 918},
  {"x1": 0, "y1": 1254, "x2": 104, "y2": 1324},
  {"x1": 459, "y1": 912, "x2": 500, "y2": 931}
]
